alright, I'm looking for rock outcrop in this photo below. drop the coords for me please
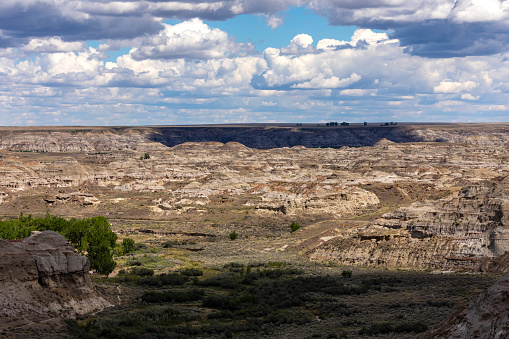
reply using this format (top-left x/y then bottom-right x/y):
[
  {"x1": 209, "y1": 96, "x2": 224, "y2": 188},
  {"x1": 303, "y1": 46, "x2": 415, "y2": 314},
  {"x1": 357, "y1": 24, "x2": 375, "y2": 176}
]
[
  {"x1": 428, "y1": 271, "x2": 509, "y2": 338},
  {"x1": 0, "y1": 231, "x2": 111, "y2": 319},
  {"x1": 0, "y1": 124, "x2": 509, "y2": 152},
  {"x1": 307, "y1": 178, "x2": 509, "y2": 271},
  {"x1": 250, "y1": 185, "x2": 379, "y2": 216}
]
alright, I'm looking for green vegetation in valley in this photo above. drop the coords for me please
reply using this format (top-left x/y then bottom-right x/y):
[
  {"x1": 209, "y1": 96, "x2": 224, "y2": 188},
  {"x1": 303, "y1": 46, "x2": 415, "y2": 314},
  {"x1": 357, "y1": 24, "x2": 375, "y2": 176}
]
[
  {"x1": 66, "y1": 261, "x2": 444, "y2": 339},
  {"x1": 69, "y1": 255, "x2": 501, "y2": 339}
]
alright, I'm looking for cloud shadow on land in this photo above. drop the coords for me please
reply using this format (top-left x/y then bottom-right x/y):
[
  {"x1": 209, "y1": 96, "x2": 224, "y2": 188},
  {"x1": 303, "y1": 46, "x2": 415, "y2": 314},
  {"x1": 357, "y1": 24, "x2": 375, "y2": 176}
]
[{"x1": 147, "y1": 125, "x2": 426, "y2": 149}]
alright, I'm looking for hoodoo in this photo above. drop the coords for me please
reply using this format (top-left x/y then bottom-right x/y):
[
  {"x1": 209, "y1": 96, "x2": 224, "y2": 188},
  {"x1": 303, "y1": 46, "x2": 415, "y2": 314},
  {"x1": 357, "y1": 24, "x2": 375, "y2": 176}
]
[{"x1": 0, "y1": 231, "x2": 111, "y2": 319}]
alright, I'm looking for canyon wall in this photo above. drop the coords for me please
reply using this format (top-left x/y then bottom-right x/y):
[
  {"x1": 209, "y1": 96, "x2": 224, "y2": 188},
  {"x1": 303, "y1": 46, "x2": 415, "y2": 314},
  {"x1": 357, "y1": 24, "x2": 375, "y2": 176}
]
[
  {"x1": 0, "y1": 124, "x2": 508, "y2": 152},
  {"x1": 428, "y1": 271, "x2": 509, "y2": 338},
  {"x1": 307, "y1": 179, "x2": 509, "y2": 271}
]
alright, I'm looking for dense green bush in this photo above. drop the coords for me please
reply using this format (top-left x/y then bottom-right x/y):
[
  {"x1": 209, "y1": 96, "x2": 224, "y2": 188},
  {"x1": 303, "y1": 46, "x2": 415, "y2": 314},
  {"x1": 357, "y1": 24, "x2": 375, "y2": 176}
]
[
  {"x1": 122, "y1": 238, "x2": 136, "y2": 253},
  {"x1": 139, "y1": 273, "x2": 189, "y2": 286},
  {"x1": 129, "y1": 267, "x2": 155, "y2": 277},
  {"x1": 341, "y1": 270, "x2": 353, "y2": 278},
  {"x1": 179, "y1": 268, "x2": 203, "y2": 276},
  {"x1": 141, "y1": 288, "x2": 204, "y2": 303},
  {"x1": 229, "y1": 231, "x2": 238, "y2": 241},
  {"x1": 290, "y1": 222, "x2": 301, "y2": 233},
  {"x1": 197, "y1": 272, "x2": 240, "y2": 290}
]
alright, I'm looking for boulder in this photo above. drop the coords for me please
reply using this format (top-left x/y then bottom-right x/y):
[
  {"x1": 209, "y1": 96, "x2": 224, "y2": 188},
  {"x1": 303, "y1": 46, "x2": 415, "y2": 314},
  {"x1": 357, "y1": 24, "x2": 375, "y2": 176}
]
[{"x1": 0, "y1": 231, "x2": 111, "y2": 319}]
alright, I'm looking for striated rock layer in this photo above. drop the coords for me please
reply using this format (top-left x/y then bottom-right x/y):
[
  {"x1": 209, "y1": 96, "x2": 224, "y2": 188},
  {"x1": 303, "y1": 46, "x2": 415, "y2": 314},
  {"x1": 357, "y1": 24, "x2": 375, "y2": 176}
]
[
  {"x1": 1, "y1": 124, "x2": 509, "y2": 152},
  {"x1": 0, "y1": 231, "x2": 111, "y2": 319},
  {"x1": 307, "y1": 178, "x2": 509, "y2": 271},
  {"x1": 0, "y1": 125, "x2": 509, "y2": 272}
]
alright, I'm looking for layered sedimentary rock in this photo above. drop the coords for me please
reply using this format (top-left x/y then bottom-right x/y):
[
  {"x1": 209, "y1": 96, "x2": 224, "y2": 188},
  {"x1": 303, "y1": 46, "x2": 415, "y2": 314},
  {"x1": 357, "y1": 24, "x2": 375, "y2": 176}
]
[
  {"x1": 0, "y1": 231, "x2": 111, "y2": 319},
  {"x1": 1, "y1": 124, "x2": 509, "y2": 152},
  {"x1": 0, "y1": 125, "x2": 509, "y2": 271},
  {"x1": 307, "y1": 179, "x2": 509, "y2": 271},
  {"x1": 249, "y1": 185, "x2": 379, "y2": 216}
]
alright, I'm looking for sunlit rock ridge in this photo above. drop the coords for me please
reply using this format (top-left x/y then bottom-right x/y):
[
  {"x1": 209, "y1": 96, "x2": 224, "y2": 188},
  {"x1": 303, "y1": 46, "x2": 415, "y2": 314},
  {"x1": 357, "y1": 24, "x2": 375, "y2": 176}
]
[{"x1": 1, "y1": 123, "x2": 509, "y2": 272}]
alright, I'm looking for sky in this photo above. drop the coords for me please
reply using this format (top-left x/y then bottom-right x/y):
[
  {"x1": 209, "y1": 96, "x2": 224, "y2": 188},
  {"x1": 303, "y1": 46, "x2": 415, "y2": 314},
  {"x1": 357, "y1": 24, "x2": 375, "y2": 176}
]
[{"x1": 1, "y1": 1, "x2": 509, "y2": 126}]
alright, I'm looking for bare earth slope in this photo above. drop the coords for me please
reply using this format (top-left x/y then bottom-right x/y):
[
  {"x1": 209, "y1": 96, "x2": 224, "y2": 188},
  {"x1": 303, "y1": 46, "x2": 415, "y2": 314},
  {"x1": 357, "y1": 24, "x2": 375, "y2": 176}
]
[{"x1": 0, "y1": 231, "x2": 111, "y2": 326}]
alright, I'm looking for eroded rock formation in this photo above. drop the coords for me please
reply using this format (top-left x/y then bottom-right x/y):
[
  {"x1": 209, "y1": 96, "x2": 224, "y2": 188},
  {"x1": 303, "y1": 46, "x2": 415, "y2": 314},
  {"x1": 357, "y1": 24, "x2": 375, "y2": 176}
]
[
  {"x1": 1, "y1": 125, "x2": 509, "y2": 272},
  {"x1": 0, "y1": 231, "x2": 111, "y2": 319},
  {"x1": 1, "y1": 124, "x2": 509, "y2": 152},
  {"x1": 428, "y1": 271, "x2": 509, "y2": 338},
  {"x1": 307, "y1": 179, "x2": 509, "y2": 271}
]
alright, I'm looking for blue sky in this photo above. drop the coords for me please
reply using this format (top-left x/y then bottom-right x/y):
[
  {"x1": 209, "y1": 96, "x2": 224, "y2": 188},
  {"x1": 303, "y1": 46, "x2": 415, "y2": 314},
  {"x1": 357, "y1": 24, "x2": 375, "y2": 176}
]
[
  {"x1": 206, "y1": 7, "x2": 358, "y2": 52},
  {"x1": 0, "y1": 1, "x2": 508, "y2": 125}
]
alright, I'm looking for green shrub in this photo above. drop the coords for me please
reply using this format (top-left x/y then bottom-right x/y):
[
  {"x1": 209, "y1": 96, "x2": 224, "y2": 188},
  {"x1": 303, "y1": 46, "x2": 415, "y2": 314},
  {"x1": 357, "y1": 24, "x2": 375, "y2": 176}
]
[
  {"x1": 179, "y1": 268, "x2": 203, "y2": 276},
  {"x1": 162, "y1": 240, "x2": 177, "y2": 248},
  {"x1": 139, "y1": 273, "x2": 189, "y2": 286},
  {"x1": 229, "y1": 231, "x2": 238, "y2": 241},
  {"x1": 290, "y1": 222, "x2": 301, "y2": 233},
  {"x1": 122, "y1": 238, "x2": 136, "y2": 253},
  {"x1": 129, "y1": 267, "x2": 154, "y2": 276},
  {"x1": 198, "y1": 272, "x2": 240, "y2": 290},
  {"x1": 141, "y1": 288, "x2": 204, "y2": 303},
  {"x1": 341, "y1": 270, "x2": 353, "y2": 278},
  {"x1": 126, "y1": 255, "x2": 157, "y2": 266}
]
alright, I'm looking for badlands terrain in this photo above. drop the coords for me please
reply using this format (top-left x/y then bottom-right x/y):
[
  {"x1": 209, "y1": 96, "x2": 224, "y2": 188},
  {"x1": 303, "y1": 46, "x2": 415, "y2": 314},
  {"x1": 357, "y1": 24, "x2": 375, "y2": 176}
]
[{"x1": 1, "y1": 123, "x2": 509, "y2": 338}]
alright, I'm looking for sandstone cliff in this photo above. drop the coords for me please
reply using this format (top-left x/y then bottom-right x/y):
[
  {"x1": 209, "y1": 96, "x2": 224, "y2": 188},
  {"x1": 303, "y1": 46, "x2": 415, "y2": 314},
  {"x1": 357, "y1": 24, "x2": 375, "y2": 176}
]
[
  {"x1": 307, "y1": 178, "x2": 509, "y2": 271},
  {"x1": 0, "y1": 231, "x2": 111, "y2": 320}
]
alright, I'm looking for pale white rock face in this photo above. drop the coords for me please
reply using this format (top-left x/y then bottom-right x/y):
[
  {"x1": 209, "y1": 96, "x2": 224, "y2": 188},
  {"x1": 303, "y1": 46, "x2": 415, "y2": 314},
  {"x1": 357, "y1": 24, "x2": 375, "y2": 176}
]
[
  {"x1": 249, "y1": 186, "x2": 379, "y2": 216},
  {"x1": 0, "y1": 231, "x2": 111, "y2": 318}
]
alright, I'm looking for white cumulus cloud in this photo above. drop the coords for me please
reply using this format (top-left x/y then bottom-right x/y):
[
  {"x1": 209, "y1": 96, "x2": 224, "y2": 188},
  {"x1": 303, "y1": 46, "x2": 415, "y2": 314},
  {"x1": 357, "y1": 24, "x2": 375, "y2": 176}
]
[
  {"x1": 23, "y1": 37, "x2": 85, "y2": 53},
  {"x1": 433, "y1": 80, "x2": 478, "y2": 93},
  {"x1": 292, "y1": 73, "x2": 361, "y2": 89},
  {"x1": 131, "y1": 19, "x2": 253, "y2": 60}
]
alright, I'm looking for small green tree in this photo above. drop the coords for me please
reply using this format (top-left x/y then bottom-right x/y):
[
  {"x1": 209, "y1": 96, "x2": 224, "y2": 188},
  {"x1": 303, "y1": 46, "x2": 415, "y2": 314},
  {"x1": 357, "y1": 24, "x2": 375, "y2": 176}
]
[
  {"x1": 122, "y1": 238, "x2": 136, "y2": 253},
  {"x1": 88, "y1": 243, "x2": 117, "y2": 277},
  {"x1": 229, "y1": 231, "x2": 238, "y2": 241},
  {"x1": 144, "y1": 153, "x2": 150, "y2": 159},
  {"x1": 290, "y1": 222, "x2": 301, "y2": 233}
]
